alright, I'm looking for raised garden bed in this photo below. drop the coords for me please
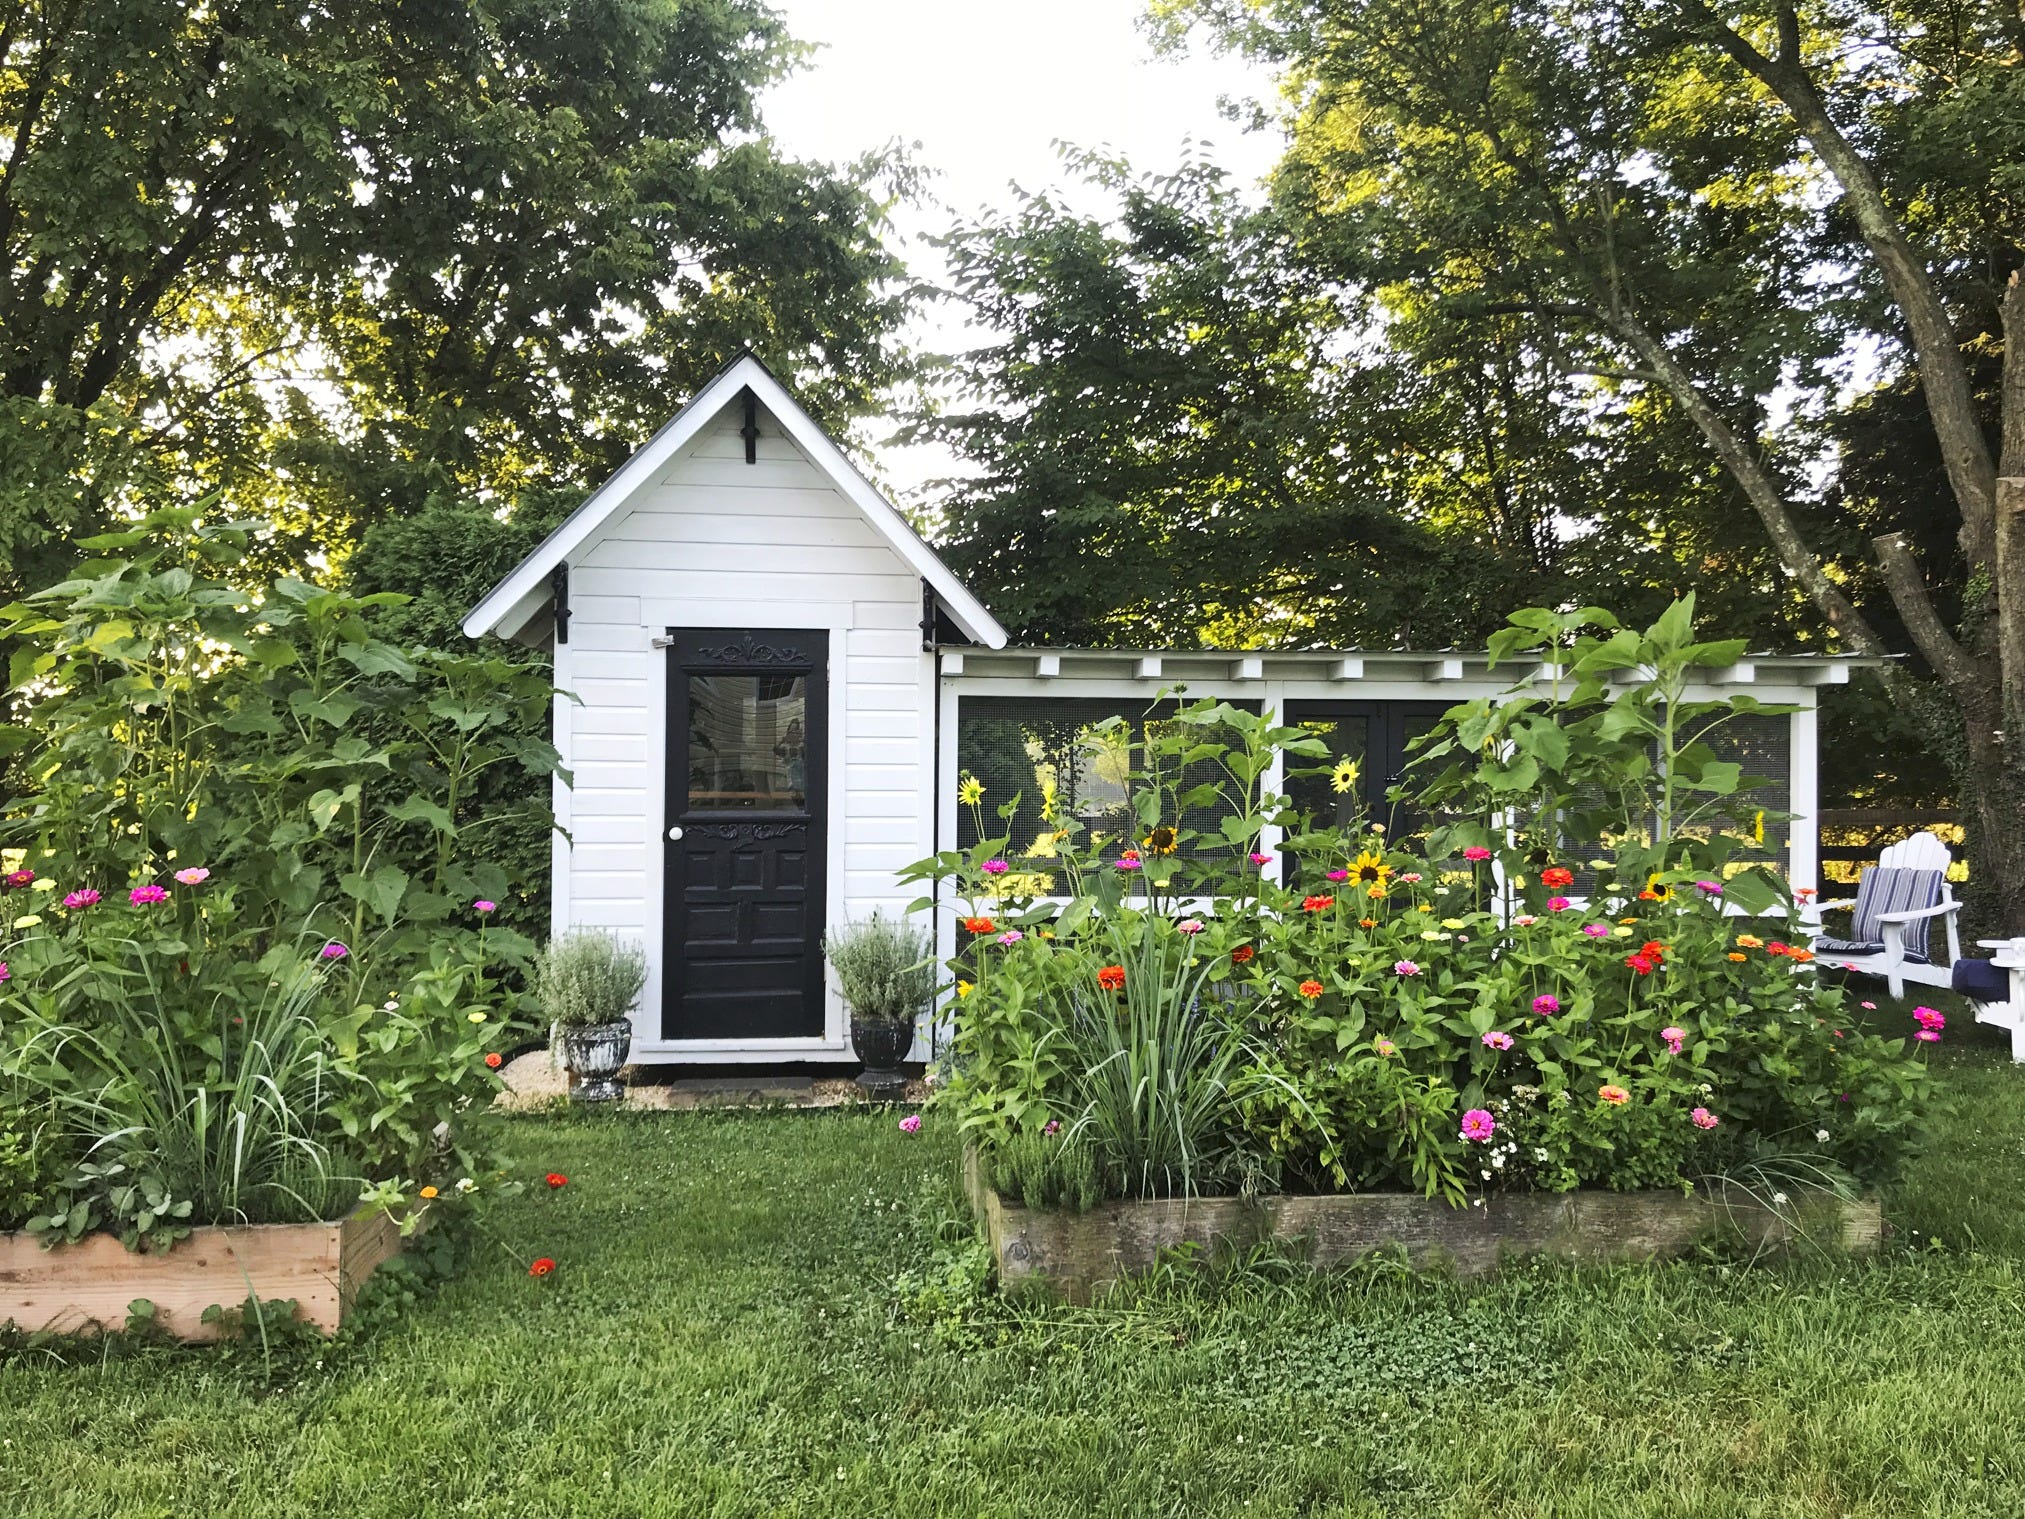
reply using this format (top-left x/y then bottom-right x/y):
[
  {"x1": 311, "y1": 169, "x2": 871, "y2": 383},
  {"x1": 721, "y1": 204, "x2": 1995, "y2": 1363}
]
[
  {"x1": 963, "y1": 1154, "x2": 1881, "y2": 1302},
  {"x1": 0, "y1": 1207, "x2": 408, "y2": 1340}
]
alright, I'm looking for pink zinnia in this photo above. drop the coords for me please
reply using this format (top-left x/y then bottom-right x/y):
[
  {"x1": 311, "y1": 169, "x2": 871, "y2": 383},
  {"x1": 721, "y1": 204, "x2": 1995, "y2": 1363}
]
[
  {"x1": 1399, "y1": 872, "x2": 1422, "y2": 884},
  {"x1": 1694, "y1": 880, "x2": 1722, "y2": 896},
  {"x1": 1581, "y1": 923, "x2": 1608, "y2": 938},
  {"x1": 1042, "y1": 1119, "x2": 1061, "y2": 1137},
  {"x1": 1660, "y1": 1025, "x2": 1686, "y2": 1055},
  {"x1": 898, "y1": 1113, "x2": 922, "y2": 1134},
  {"x1": 1460, "y1": 1108, "x2": 1496, "y2": 1142},
  {"x1": 1482, "y1": 1030, "x2": 1514, "y2": 1051},
  {"x1": 981, "y1": 859, "x2": 1009, "y2": 875},
  {"x1": 1547, "y1": 896, "x2": 1571, "y2": 912},
  {"x1": 174, "y1": 867, "x2": 210, "y2": 886},
  {"x1": 320, "y1": 942, "x2": 349, "y2": 961},
  {"x1": 1532, "y1": 994, "x2": 1560, "y2": 1016},
  {"x1": 1912, "y1": 1007, "x2": 1945, "y2": 1032},
  {"x1": 0, "y1": 962, "x2": 9, "y2": 983},
  {"x1": 474, "y1": 899, "x2": 497, "y2": 914},
  {"x1": 3, "y1": 869, "x2": 33, "y2": 889},
  {"x1": 129, "y1": 884, "x2": 168, "y2": 905},
  {"x1": 1249, "y1": 852, "x2": 1273, "y2": 866},
  {"x1": 1176, "y1": 918, "x2": 1204, "y2": 935},
  {"x1": 1114, "y1": 858, "x2": 1142, "y2": 872},
  {"x1": 1393, "y1": 960, "x2": 1420, "y2": 976},
  {"x1": 62, "y1": 889, "x2": 100, "y2": 909},
  {"x1": 1374, "y1": 1037, "x2": 1398, "y2": 1056},
  {"x1": 997, "y1": 930, "x2": 1024, "y2": 945},
  {"x1": 1513, "y1": 914, "x2": 1538, "y2": 927},
  {"x1": 1690, "y1": 1107, "x2": 1719, "y2": 1130},
  {"x1": 1326, "y1": 868, "x2": 1349, "y2": 882},
  {"x1": 1915, "y1": 1029, "x2": 1940, "y2": 1043},
  {"x1": 1463, "y1": 846, "x2": 1492, "y2": 861}
]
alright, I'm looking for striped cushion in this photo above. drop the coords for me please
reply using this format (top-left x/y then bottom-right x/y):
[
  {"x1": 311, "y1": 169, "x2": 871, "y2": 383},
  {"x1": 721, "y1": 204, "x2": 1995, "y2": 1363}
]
[
  {"x1": 1844, "y1": 866, "x2": 1943, "y2": 966},
  {"x1": 1815, "y1": 936, "x2": 1885, "y2": 959}
]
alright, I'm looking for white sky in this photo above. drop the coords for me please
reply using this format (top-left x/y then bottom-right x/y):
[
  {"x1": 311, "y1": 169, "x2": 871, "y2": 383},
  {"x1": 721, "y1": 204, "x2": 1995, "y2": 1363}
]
[{"x1": 759, "y1": 1, "x2": 1286, "y2": 495}]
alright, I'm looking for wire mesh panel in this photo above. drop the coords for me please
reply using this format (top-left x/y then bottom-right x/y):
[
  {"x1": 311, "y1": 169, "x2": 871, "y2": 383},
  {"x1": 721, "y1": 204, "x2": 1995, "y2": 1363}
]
[{"x1": 954, "y1": 696, "x2": 1260, "y2": 867}]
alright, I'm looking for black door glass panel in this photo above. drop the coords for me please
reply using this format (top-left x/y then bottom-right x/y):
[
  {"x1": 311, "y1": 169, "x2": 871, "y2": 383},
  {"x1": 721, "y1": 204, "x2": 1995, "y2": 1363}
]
[{"x1": 686, "y1": 673, "x2": 808, "y2": 812}]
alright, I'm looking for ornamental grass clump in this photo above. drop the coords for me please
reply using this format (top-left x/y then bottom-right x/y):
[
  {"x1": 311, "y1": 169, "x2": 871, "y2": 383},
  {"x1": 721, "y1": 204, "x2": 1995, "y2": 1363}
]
[
  {"x1": 823, "y1": 912, "x2": 935, "y2": 1025},
  {"x1": 534, "y1": 932, "x2": 648, "y2": 1028}
]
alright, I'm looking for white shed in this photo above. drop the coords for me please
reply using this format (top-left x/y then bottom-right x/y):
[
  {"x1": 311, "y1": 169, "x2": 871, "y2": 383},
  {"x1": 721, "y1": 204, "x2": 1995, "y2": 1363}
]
[{"x1": 467, "y1": 354, "x2": 1868, "y2": 1069}]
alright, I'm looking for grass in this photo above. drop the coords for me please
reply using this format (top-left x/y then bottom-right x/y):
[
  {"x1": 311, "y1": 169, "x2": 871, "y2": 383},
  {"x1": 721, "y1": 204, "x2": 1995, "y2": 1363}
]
[{"x1": 3, "y1": 991, "x2": 2025, "y2": 1517}]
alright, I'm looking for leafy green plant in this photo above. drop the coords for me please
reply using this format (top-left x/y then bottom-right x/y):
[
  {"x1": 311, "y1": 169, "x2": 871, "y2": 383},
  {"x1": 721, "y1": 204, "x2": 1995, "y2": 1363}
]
[
  {"x1": 823, "y1": 912, "x2": 935, "y2": 1024},
  {"x1": 533, "y1": 932, "x2": 648, "y2": 1029},
  {"x1": 911, "y1": 603, "x2": 1932, "y2": 1210}
]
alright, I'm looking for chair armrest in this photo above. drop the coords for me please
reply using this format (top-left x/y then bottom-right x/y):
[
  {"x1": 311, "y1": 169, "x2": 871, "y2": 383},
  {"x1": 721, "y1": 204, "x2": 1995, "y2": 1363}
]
[
  {"x1": 1815, "y1": 898, "x2": 1857, "y2": 912},
  {"x1": 1874, "y1": 902, "x2": 1959, "y2": 924}
]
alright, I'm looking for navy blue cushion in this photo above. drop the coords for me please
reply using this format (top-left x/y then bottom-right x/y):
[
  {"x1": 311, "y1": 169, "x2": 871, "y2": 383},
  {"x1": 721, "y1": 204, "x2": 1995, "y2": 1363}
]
[
  {"x1": 1952, "y1": 959, "x2": 2013, "y2": 1003},
  {"x1": 1815, "y1": 937, "x2": 1886, "y2": 959}
]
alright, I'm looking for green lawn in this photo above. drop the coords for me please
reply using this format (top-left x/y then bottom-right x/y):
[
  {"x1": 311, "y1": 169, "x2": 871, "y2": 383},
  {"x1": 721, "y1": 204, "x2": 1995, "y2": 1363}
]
[{"x1": 6, "y1": 1000, "x2": 2025, "y2": 1517}]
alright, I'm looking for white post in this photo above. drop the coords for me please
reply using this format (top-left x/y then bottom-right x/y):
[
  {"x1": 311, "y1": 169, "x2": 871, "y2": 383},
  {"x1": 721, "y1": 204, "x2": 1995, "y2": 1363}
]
[{"x1": 1789, "y1": 698, "x2": 1820, "y2": 893}]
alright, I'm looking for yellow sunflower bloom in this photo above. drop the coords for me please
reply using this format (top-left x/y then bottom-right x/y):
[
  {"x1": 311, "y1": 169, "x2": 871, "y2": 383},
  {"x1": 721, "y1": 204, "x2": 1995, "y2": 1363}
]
[
  {"x1": 957, "y1": 775, "x2": 985, "y2": 806},
  {"x1": 1348, "y1": 851, "x2": 1392, "y2": 885},
  {"x1": 1643, "y1": 873, "x2": 1672, "y2": 900},
  {"x1": 1143, "y1": 827, "x2": 1178, "y2": 856},
  {"x1": 1330, "y1": 758, "x2": 1361, "y2": 795}
]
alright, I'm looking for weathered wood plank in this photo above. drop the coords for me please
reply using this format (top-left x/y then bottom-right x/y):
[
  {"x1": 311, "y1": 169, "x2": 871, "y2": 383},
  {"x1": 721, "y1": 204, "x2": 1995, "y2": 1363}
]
[{"x1": 964, "y1": 1155, "x2": 1882, "y2": 1303}]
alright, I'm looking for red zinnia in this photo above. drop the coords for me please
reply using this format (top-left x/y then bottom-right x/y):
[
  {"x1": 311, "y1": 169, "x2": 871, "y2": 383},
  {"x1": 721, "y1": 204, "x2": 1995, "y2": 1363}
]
[
  {"x1": 1765, "y1": 941, "x2": 1791, "y2": 957},
  {"x1": 484, "y1": 1052, "x2": 503, "y2": 1069},
  {"x1": 1230, "y1": 945, "x2": 1255, "y2": 964},
  {"x1": 1096, "y1": 965, "x2": 1126, "y2": 991},
  {"x1": 1639, "y1": 941, "x2": 1668, "y2": 961},
  {"x1": 546, "y1": 1172, "x2": 568, "y2": 1189},
  {"x1": 529, "y1": 1257, "x2": 556, "y2": 1277},
  {"x1": 1541, "y1": 866, "x2": 1575, "y2": 889},
  {"x1": 1301, "y1": 895, "x2": 1335, "y2": 913},
  {"x1": 961, "y1": 916, "x2": 995, "y2": 936},
  {"x1": 1625, "y1": 953, "x2": 1655, "y2": 975}
]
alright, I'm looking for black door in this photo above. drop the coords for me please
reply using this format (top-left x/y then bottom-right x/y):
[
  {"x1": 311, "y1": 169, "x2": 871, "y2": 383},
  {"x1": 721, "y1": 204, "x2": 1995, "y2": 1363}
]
[
  {"x1": 663, "y1": 630, "x2": 828, "y2": 1040},
  {"x1": 1285, "y1": 700, "x2": 1454, "y2": 839}
]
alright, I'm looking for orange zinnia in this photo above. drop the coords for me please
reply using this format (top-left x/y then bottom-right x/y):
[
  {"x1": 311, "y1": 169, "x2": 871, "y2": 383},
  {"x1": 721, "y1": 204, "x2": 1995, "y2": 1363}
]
[
  {"x1": 1727, "y1": 952, "x2": 1747, "y2": 962},
  {"x1": 1541, "y1": 866, "x2": 1575, "y2": 889},
  {"x1": 1359, "y1": 917, "x2": 1377, "y2": 929},
  {"x1": 1298, "y1": 979, "x2": 1324, "y2": 999},
  {"x1": 529, "y1": 1256, "x2": 556, "y2": 1277},
  {"x1": 1787, "y1": 947, "x2": 1815, "y2": 964},
  {"x1": 1231, "y1": 944, "x2": 1255, "y2": 964},
  {"x1": 484, "y1": 1051, "x2": 503, "y2": 1069},
  {"x1": 962, "y1": 916, "x2": 995, "y2": 936},
  {"x1": 1097, "y1": 965, "x2": 1126, "y2": 991},
  {"x1": 1302, "y1": 895, "x2": 1335, "y2": 913},
  {"x1": 1598, "y1": 1085, "x2": 1630, "y2": 1106}
]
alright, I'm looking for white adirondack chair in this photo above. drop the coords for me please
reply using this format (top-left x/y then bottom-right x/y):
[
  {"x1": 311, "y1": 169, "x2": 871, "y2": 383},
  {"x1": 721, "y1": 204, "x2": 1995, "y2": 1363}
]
[
  {"x1": 1956, "y1": 939, "x2": 2025, "y2": 1063},
  {"x1": 1804, "y1": 830, "x2": 1962, "y2": 999}
]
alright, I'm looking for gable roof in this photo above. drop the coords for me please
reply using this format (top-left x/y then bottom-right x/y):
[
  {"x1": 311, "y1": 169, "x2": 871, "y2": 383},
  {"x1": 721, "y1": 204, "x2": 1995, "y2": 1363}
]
[{"x1": 462, "y1": 352, "x2": 1008, "y2": 647}]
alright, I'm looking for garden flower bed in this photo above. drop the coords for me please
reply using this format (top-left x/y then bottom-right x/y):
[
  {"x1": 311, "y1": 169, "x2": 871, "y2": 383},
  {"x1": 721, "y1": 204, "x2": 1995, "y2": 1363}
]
[
  {"x1": 909, "y1": 606, "x2": 1935, "y2": 1294},
  {"x1": 0, "y1": 1204, "x2": 408, "y2": 1339},
  {"x1": 963, "y1": 1151, "x2": 1881, "y2": 1302}
]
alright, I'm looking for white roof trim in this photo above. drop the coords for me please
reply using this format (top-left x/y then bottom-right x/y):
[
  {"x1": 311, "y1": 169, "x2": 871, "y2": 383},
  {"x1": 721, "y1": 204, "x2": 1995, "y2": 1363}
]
[{"x1": 462, "y1": 353, "x2": 1008, "y2": 648}]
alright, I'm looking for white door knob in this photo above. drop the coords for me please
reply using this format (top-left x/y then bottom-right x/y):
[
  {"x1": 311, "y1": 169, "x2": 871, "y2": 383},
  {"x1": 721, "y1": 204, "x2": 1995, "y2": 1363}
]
[{"x1": 667, "y1": 826, "x2": 684, "y2": 841}]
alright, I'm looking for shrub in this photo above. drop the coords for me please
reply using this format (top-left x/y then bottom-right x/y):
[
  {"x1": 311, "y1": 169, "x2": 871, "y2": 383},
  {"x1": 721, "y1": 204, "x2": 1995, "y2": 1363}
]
[
  {"x1": 534, "y1": 932, "x2": 648, "y2": 1028},
  {"x1": 824, "y1": 912, "x2": 934, "y2": 1024},
  {"x1": 0, "y1": 509, "x2": 559, "y2": 1247}
]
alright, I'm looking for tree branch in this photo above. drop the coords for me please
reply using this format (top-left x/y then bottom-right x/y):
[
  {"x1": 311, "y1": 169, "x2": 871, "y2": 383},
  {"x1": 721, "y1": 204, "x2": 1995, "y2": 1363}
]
[
  {"x1": 2003, "y1": 269, "x2": 2025, "y2": 480},
  {"x1": 1872, "y1": 531, "x2": 1983, "y2": 688}
]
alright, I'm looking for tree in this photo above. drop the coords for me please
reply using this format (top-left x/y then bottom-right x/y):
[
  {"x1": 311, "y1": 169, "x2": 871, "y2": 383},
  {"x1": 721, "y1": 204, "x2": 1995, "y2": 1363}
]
[
  {"x1": 1162, "y1": 0, "x2": 2025, "y2": 930},
  {"x1": 0, "y1": 0, "x2": 913, "y2": 588},
  {"x1": 919, "y1": 151, "x2": 1778, "y2": 650}
]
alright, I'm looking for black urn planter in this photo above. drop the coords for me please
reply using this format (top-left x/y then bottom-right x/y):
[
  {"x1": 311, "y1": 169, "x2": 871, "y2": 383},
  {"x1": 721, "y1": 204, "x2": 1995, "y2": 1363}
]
[
  {"x1": 849, "y1": 1015, "x2": 913, "y2": 1100},
  {"x1": 558, "y1": 1018, "x2": 633, "y2": 1104}
]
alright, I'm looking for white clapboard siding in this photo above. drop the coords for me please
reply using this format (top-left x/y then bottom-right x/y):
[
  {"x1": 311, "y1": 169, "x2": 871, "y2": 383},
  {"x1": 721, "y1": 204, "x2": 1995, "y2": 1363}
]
[{"x1": 553, "y1": 401, "x2": 938, "y2": 1062}]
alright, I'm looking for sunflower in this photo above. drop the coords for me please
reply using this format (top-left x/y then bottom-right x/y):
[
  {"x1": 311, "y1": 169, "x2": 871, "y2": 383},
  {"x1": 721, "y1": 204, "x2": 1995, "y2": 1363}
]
[
  {"x1": 1752, "y1": 810, "x2": 1766, "y2": 845},
  {"x1": 1347, "y1": 851, "x2": 1392, "y2": 885},
  {"x1": 957, "y1": 775, "x2": 985, "y2": 806},
  {"x1": 1142, "y1": 826, "x2": 1178, "y2": 856},
  {"x1": 1330, "y1": 758, "x2": 1361, "y2": 795},
  {"x1": 1643, "y1": 873, "x2": 1672, "y2": 901}
]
